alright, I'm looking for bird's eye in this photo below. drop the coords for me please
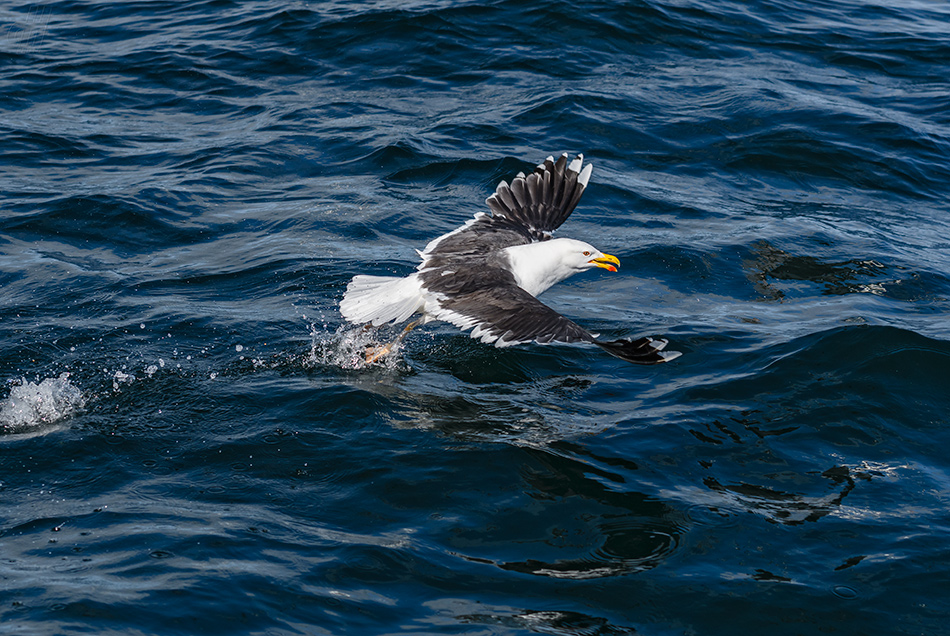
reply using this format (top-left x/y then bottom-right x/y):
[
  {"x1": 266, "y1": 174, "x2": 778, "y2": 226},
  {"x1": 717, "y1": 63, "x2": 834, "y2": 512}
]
[{"x1": 583, "y1": 251, "x2": 591, "y2": 256}]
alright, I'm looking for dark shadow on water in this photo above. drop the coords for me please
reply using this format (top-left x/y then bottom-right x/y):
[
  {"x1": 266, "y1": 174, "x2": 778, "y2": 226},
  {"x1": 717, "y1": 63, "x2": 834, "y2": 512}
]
[
  {"x1": 449, "y1": 442, "x2": 687, "y2": 580},
  {"x1": 742, "y1": 239, "x2": 947, "y2": 302},
  {"x1": 702, "y1": 465, "x2": 857, "y2": 526},
  {"x1": 459, "y1": 608, "x2": 638, "y2": 636}
]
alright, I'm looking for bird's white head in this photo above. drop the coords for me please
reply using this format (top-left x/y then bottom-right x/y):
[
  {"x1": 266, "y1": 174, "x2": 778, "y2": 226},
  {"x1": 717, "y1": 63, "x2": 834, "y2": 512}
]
[
  {"x1": 504, "y1": 237, "x2": 620, "y2": 297},
  {"x1": 555, "y1": 238, "x2": 620, "y2": 273}
]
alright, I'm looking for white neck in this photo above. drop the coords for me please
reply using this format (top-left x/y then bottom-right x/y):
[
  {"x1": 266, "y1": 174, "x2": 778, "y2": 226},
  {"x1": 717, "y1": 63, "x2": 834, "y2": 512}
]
[{"x1": 503, "y1": 240, "x2": 580, "y2": 297}]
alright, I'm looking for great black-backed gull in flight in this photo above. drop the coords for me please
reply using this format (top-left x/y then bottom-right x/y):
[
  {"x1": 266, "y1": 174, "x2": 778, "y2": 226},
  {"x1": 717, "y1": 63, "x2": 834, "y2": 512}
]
[{"x1": 340, "y1": 153, "x2": 680, "y2": 364}]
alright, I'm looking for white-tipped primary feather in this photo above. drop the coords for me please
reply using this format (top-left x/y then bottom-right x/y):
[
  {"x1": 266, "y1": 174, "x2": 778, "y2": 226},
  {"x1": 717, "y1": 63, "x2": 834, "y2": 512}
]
[
  {"x1": 578, "y1": 162, "x2": 593, "y2": 187},
  {"x1": 568, "y1": 153, "x2": 584, "y2": 173}
]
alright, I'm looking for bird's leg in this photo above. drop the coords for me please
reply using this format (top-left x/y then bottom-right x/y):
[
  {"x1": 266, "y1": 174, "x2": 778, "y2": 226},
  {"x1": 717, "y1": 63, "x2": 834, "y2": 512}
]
[{"x1": 364, "y1": 320, "x2": 419, "y2": 364}]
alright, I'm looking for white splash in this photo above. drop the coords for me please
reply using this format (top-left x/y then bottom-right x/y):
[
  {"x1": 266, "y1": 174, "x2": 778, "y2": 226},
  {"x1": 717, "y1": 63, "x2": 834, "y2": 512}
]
[
  {"x1": 1, "y1": 373, "x2": 85, "y2": 433},
  {"x1": 309, "y1": 323, "x2": 404, "y2": 371}
]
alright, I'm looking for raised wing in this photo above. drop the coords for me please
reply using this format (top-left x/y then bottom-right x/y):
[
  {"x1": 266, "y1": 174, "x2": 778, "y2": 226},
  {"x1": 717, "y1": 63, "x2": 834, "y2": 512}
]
[
  {"x1": 485, "y1": 153, "x2": 592, "y2": 239},
  {"x1": 418, "y1": 153, "x2": 593, "y2": 266}
]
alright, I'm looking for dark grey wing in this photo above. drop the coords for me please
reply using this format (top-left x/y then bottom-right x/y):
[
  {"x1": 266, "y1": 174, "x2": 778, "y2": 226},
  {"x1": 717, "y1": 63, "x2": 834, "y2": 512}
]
[
  {"x1": 422, "y1": 267, "x2": 680, "y2": 364},
  {"x1": 485, "y1": 153, "x2": 592, "y2": 240},
  {"x1": 426, "y1": 276, "x2": 598, "y2": 347},
  {"x1": 418, "y1": 213, "x2": 535, "y2": 266}
]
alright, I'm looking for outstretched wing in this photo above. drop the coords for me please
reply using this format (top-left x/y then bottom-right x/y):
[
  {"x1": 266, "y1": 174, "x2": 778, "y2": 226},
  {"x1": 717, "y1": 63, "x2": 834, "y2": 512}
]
[
  {"x1": 424, "y1": 276, "x2": 679, "y2": 364},
  {"x1": 418, "y1": 153, "x2": 592, "y2": 266},
  {"x1": 429, "y1": 281, "x2": 596, "y2": 347}
]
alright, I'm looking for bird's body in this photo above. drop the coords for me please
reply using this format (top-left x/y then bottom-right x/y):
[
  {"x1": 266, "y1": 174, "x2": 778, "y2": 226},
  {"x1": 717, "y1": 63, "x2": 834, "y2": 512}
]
[{"x1": 340, "y1": 153, "x2": 680, "y2": 364}]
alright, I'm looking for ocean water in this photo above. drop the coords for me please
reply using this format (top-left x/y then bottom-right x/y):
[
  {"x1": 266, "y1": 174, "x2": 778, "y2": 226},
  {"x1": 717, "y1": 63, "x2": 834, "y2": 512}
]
[{"x1": 2, "y1": 0, "x2": 950, "y2": 634}]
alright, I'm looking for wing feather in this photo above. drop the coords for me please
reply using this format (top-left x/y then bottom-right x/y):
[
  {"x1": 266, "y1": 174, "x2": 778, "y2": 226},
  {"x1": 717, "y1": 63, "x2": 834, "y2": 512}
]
[
  {"x1": 483, "y1": 152, "x2": 591, "y2": 239},
  {"x1": 510, "y1": 176, "x2": 528, "y2": 208},
  {"x1": 525, "y1": 172, "x2": 542, "y2": 213},
  {"x1": 496, "y1": 180, "x2": 517, "y2": 211}
]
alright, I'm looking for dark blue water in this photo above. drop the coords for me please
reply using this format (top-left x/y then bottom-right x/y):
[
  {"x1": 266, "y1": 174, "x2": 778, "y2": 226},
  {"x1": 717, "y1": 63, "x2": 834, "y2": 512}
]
[{"x1": 3, "y1": 1, "x2": 950, "y2": 633}]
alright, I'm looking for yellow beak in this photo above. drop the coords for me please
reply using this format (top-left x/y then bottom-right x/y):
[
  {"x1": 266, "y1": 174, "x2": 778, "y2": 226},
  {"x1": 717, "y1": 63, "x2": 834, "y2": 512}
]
[{"x1": 590, "y1": 253, "x2": 620, "y2": 272}]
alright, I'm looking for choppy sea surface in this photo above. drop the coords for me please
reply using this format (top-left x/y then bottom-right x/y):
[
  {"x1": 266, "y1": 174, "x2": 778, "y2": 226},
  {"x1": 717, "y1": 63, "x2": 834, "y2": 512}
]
[{"x1": 3, "y1": 1, "x2": 950, "y2": 634}]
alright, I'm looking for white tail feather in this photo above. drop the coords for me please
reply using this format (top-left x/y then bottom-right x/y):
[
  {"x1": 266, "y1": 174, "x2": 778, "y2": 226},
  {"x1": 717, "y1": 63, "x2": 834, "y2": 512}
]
[{"x1": 339, "y1": 274, "x2": 425, "y2": 326}]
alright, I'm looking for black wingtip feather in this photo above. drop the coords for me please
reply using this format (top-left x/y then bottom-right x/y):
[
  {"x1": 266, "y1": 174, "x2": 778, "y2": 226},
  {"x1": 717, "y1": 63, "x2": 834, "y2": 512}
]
[{"x1": 594, "y1": 337, "x2": 682, "y2": 365}]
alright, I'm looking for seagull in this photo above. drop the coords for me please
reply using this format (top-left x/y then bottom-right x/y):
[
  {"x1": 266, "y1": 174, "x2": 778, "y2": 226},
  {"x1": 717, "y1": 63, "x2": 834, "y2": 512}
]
[{"x1": 340, "y1": 153, "x2": 680, "y2": 364}]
